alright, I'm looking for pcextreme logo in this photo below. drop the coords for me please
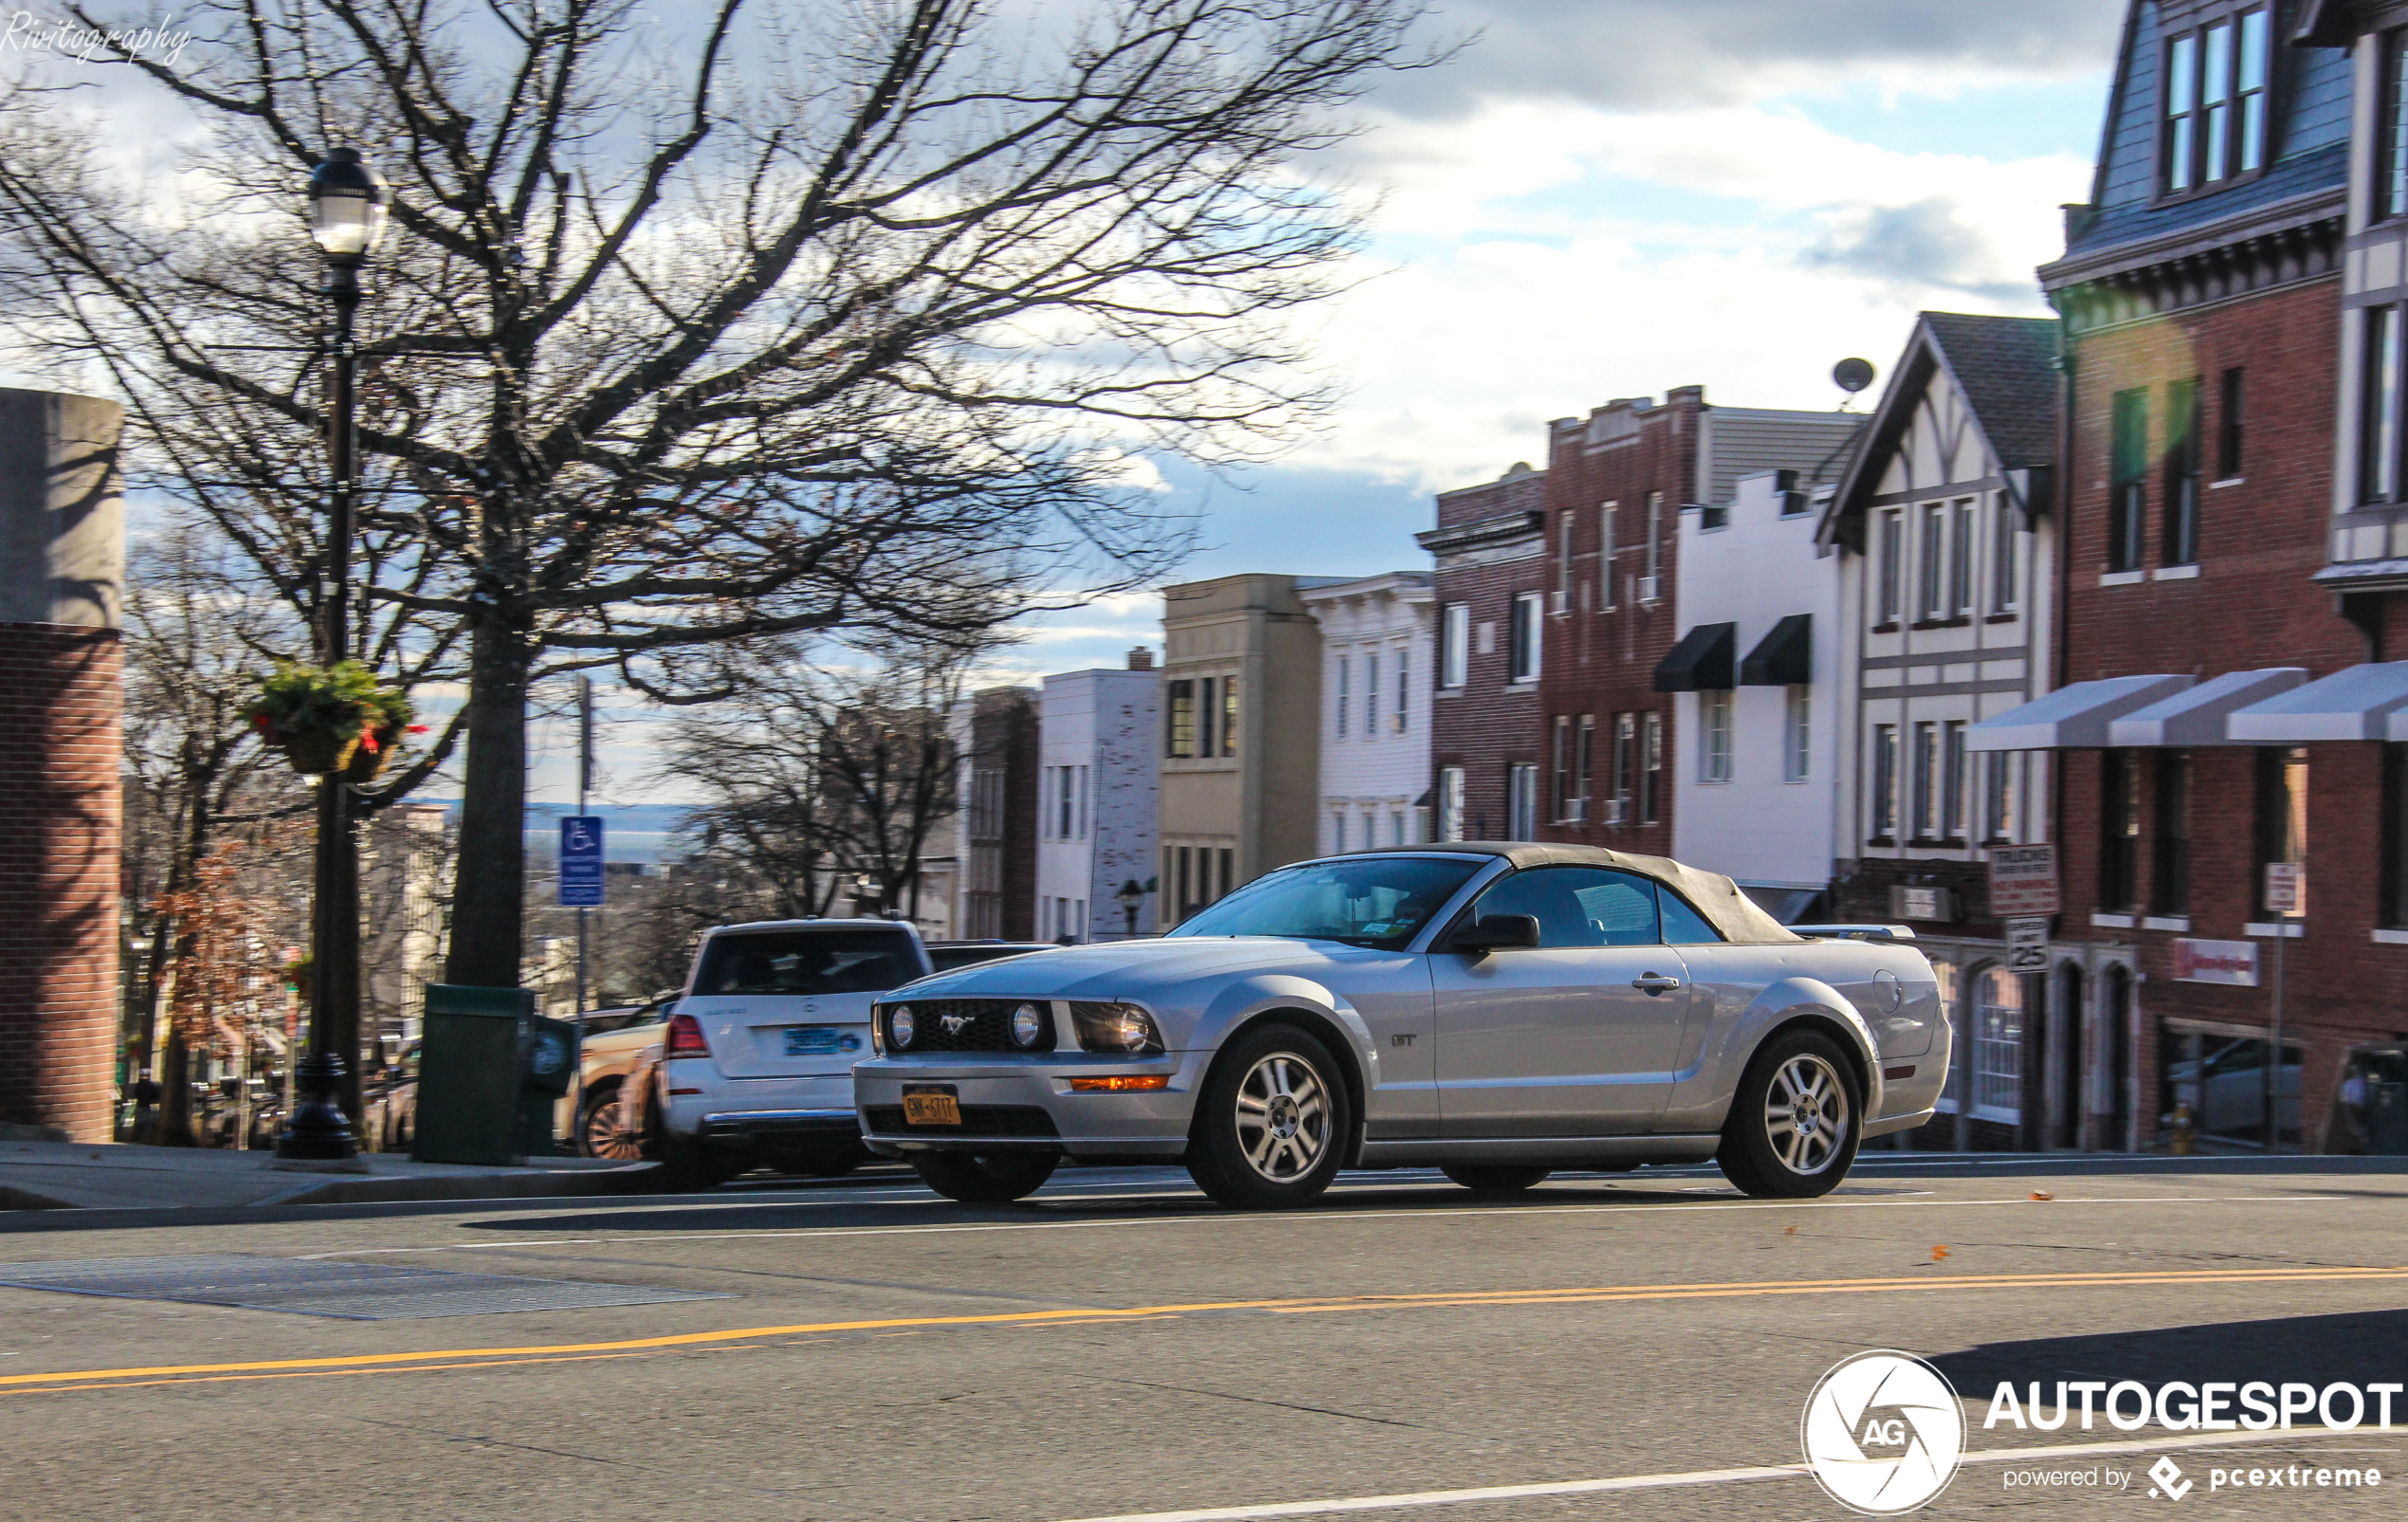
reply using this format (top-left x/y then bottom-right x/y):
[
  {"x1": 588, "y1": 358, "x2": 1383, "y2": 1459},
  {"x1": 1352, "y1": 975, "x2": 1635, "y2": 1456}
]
[{"x1": 1800, "y1": 1350, "x2": 1968, "y2": 1514}]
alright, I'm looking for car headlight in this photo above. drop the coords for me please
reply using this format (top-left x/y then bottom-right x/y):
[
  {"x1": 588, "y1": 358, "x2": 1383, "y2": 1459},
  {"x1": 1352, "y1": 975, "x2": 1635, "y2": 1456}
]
[
  {"x1": 889, "y1": 1006, "x2": 915, "y2": 1049},
  {"x1": 1011, "y1": 1003, "x2": 1047, "y2": 1049},
  {"x1": 1071, "y1": 1001, "x2": 1162, "y2": 1055}
]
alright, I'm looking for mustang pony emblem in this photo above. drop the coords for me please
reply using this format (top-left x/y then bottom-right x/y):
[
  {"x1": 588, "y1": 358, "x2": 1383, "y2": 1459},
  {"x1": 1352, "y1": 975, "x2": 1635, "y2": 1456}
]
[{"x1": 940, "y1": 1014, "x2": 973, "y2": 1035}]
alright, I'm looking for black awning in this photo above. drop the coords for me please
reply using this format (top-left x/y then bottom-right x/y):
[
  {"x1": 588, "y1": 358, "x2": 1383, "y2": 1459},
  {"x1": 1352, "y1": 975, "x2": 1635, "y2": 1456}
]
[
  {"x1": 1740, "y1": 614, "x2": 1812, "y2": 686},
  {"x1": 1652, "y1": 621, "x2": 1735, "y2": 692}
]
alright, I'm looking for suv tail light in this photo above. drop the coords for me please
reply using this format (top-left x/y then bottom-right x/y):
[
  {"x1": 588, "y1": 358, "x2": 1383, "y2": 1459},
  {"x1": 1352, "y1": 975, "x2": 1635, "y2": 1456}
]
[{"x1": 665, "y1": 1012, "x2": 710, "y2": 1057}]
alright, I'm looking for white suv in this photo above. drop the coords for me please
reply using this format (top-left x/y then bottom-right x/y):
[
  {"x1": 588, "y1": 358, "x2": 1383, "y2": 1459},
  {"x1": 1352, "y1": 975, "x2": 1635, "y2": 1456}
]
[{"x1": 631, "y1": 918, "x2": 935, "y2": 1187}]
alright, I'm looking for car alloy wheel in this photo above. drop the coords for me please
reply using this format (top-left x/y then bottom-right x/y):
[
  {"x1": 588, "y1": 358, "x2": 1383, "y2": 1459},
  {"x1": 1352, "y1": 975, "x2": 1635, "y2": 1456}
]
[
  {"x1": 579, "y1": 1084, "x2": 646, "y2": 1162},
  {"x1": 1764, "y1": 1053, "x2": 1850, "y2": 1176},
  {"x1": 1233, "y1": 1053, "x2": 1331, "y2": 1183}
]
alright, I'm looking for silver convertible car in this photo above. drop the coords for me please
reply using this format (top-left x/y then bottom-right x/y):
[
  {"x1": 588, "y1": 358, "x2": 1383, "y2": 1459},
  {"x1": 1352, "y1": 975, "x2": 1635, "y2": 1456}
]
[{"x1": 853, "y1": 844, "x2": 1948, "y2": 1208}]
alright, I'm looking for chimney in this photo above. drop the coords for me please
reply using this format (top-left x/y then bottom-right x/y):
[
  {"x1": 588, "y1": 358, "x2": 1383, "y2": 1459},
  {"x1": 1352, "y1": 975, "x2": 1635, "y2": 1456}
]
[{"x1": 1127, "y1": 647, "x2": 1156, "y2": 671}]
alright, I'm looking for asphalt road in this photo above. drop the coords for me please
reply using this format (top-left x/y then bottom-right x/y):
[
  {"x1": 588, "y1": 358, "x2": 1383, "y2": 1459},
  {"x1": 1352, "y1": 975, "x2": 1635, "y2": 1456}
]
[{"x1": 2, "y1": 1155, "x2": 2405, "y2": 1522}]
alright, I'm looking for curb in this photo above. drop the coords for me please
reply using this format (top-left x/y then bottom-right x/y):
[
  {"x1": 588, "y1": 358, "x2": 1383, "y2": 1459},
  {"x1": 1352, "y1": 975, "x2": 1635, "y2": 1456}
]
[{"x1": 258, "y1": 1163, "x2": 663, "y2": 1207}]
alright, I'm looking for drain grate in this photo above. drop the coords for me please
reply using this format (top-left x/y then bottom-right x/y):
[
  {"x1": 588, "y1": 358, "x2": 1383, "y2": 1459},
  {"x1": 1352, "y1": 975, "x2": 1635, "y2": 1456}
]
[{"x1": 0, "y1": 1254, "x2": 734, "y2": 1320}]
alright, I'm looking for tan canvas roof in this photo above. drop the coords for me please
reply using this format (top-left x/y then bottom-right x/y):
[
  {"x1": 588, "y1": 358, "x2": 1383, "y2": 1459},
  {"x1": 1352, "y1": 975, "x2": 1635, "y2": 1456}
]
[{"x1": 1356, "y1": 843, "x2": 1805, "y2": 946}]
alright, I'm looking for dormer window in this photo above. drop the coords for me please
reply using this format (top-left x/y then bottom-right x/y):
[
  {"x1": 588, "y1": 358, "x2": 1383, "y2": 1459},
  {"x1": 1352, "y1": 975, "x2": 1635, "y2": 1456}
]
[{"x1": 2163, "y1": 8, "x2": 2270, "y2": 195}]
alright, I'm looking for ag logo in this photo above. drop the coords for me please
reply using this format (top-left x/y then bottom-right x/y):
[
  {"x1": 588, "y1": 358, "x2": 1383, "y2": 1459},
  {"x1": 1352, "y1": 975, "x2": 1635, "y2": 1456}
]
[{"x1": 1800, "y1": 1350, "x2": 1966, "y2": 1514}]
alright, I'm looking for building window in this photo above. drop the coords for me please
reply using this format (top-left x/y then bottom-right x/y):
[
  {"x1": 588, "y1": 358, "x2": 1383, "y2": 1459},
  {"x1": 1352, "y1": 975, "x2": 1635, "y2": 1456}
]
[
  {"x1": 1870, "y1": 724, "x2": 1899, "y2": 841},
  {"x1": 2162, "y1": 8, "x2": 2269, "y2": 194},
  {"x1": 1437, "y1": 766, "x2": 1465, "y2": 842},
  {"x1": 2383, "y1": 31, "x2": 2408, "y2": 222},
  {"x1": 2164, "y1": 376, "x2": 2201, "y2": 565},
  {"x1": 1334, "y1": 657, "x2": 1349, "y2": 738},
  {"x1": 1783, "y1": 686, "x2": 1811, "y2": 782},
  {"x1": 1221, "y1": 675, "x2": 1239, "y2": 757},
  {"x1": 1876, "y1": 509, "x2": 1904, "y2": 626},
  {"x1": 1508, "y1": 592, "x2": 1543, "y2": 682},
  {"x1": 1600, "y1": 504, "x2": 1619, "y2": 610},
  {"x1": 1574, "y1": 714, "x2": 1594, "y2": 821},
  {"x1": 2254, "y1": 745, "x2": 2307, "y2": 916},
  {"x1": 2363, "y1": 304, "x2": 2402, "y2": 504},
  {"x1": 1943, "y1": 720, "x2": 1968, "y2": 841},
  {"x1": 1331, "y1": 812, "x2": 1345, "y2": 853},
  {"x1": 1199, "y1": 675, "x2": 1218, "y2": 759},
  {"x1": 1394, "y1": 649, "x2": 1409, "y2": 733},
  {"x1": 2154, "y1": 750, "x2": 2192, "y2": 916},
  {"x1": 1639, "y1": 712, "x2": 1663, "y2": 825},
  {"x1": 1982, "y1": 750, "x2": 2016, "y2": 843},
  {"x1": 2100, "y1": 749, "x2": 2140, "y2": 912},
  {"x1": 1078, "y1": 766, "x2": 1089, "y2": 837},
  {"x1": 2384, "y1": 744, "x2": 2408, "y2": 926},
  {"x1": 1440, "y1": 604, "x2": 1469, "y2": 688},
  {"x1": 1909, "y1": 722, "x2": 1939, "y2": 838},
  {"x1": 1558, "y1": 510, "x2": 1575, "y2": 606},
  {"x1": 1508, "y1": 762, "x2": 1539, "y2": 840},
  {"x1": 2110, "y1": 387, "x2": 2147, "y2": 570},
  {"x1": 1552, "y1": 715, "x2": 1574, "y2": 821},
  {"x1": 1969, "y1": 966, "x2": 2024, "y2": 1122},
  {"x1": 1611, "y1": 713, "x2": 1634, "y2": 821},
  {"x1": 1948, "y1": 498, "x2": 1974, "y2": 616},
  {"x1": 1364, "y1": 653, "x2": 1379, "y2": 739},
  {"x1": 1057, "y1": 764, "x2": 1076, "y2": 840},
  {"x1": 1990, "y1": 495, "x2": 2017, "y2": 613},
  {"x1": 1698, "y1": 689, "x2": 1734, "y2": 784},
  {"x1": 1165, "y1": 679, "x2": 1195, "y2": 758},
  {"x1": 1644, "y1": 490, "x2": 1664, "y2": 596},
  {"x1": 2217, "y1": 366, "x2": 2246, "y2": 480},
  {"x1": 1919, "y1": 504, "x2": 1946, "y2": 619},
  {"x1": 1218, "y1": 847, "x2": 1234, "y2": 902}
]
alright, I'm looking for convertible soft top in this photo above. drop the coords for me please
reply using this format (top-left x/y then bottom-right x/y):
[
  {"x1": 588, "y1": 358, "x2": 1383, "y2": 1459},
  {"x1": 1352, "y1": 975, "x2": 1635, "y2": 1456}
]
[{"x1": 1349, "y1": 843, "x2": 1807, "y2": 947}]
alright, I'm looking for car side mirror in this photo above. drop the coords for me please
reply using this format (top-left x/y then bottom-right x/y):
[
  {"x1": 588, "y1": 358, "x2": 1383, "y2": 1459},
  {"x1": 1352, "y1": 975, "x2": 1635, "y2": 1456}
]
[{"x1": 1451, "y1": 914, "x2": 1541, "y2": 954}]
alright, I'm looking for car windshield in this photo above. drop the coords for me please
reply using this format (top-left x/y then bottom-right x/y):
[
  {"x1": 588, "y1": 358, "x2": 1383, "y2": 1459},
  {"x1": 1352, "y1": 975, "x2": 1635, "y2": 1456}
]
[
  {"x1": 694, "y1": 928, "x2": 923, "y2": 996},
  {"x1": 1167, "y1": 855, "x2": 1483, "y2": 949}
]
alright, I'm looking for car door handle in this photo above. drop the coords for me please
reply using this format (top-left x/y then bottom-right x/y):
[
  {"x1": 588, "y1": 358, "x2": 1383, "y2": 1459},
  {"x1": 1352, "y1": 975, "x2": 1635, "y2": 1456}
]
[{"x1": 1632, "y1": 973, "x2": 1683, "y2": 995}]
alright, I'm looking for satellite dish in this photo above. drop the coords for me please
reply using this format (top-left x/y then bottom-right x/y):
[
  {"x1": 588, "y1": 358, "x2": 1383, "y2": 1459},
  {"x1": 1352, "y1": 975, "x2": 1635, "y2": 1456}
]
[{"x1": 1833, "y1": 358, "x2": 1876, "y2": 394}]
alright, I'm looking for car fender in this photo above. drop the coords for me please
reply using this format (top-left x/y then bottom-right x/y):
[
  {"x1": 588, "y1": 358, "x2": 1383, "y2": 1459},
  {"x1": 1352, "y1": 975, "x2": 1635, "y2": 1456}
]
[
  {"x1": 1189, "y1": 974, "x2": 1381, "y2": 1091},
  {"x1": 1682, "y1": 975, "x2": 1884, "y2": 1129}
]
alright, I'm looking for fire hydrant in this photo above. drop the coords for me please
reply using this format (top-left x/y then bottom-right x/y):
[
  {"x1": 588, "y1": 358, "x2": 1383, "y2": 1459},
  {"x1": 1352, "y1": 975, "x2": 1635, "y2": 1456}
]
[{"x1": 2169, "y1": 1101, "x2": 2196, "y2": 1156}]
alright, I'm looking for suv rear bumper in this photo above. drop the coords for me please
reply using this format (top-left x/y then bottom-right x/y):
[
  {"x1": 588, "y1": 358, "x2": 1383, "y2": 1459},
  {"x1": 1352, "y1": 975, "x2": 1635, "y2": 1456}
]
[{"x1": 698, "y1": 1107, "x2": 860, "y2": 1145}]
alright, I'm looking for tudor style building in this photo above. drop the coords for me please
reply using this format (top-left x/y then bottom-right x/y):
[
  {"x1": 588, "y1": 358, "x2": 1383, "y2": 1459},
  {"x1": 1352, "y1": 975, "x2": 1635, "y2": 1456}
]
[{"x1": 1822, "y1": 313, "x2": 2062, "y2": 1151}]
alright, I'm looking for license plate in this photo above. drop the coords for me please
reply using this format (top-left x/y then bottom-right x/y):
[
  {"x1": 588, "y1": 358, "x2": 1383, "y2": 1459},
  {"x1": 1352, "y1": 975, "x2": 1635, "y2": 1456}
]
[
  {"x1": 902, "y1": 1087, "x2": 961, "y2": 1126},
  {"x1": 782, "y1": 1026, "x2": 852, "y2": 1056}
]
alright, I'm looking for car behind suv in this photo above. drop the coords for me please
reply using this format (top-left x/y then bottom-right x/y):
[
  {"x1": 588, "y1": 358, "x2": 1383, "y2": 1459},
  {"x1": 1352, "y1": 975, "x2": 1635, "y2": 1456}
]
[{"x1": 628, "y1": 918, "x2": 941, "y2": 1186}]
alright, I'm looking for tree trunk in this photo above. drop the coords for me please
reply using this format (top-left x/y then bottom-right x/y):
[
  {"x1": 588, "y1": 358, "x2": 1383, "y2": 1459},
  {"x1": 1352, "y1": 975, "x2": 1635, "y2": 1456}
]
[
  {"x1": 446, "y1": 615, "x2": 534, "y2": 987},
  {"x1": 156, "y1": 1036, "x2": 192, "y2": 1146}
]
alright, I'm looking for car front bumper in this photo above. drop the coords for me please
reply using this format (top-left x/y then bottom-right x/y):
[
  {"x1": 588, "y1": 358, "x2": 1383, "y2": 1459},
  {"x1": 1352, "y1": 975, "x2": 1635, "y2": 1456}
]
[{"x1": 852, "y1": 1053, "x2": 1201, "y2": 1160}]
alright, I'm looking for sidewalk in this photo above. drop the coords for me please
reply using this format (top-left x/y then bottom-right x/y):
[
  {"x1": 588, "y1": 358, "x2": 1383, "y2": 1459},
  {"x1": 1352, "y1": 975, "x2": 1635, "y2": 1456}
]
[{"x1": 0, "y1": 1138, "x2": 659, "y2": 1212}]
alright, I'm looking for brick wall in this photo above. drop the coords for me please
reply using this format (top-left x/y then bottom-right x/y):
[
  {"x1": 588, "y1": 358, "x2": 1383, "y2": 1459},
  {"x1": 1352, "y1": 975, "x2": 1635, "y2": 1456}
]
[
  {"x1": 0, "y1": 623, "x2": 121, "y2": 1141},
  {"x1": 2058, "y1": 277, "x2": 2400, "y2": 1148},
  {"x1": 1428, "y1": 469, "x2": 1546, "y2": 839}
]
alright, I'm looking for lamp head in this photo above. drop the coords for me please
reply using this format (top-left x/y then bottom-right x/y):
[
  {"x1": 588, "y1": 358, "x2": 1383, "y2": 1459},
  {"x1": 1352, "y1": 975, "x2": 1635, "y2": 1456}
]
[{"x1": 307, "y1": 148, "x2": 390, "y2": 266}]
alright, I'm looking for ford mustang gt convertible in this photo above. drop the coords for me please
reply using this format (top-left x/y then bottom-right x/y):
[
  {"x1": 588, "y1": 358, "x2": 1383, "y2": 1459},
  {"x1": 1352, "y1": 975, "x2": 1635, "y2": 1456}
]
[{"x1": 853, "y1": 844, "x2": 1948, "y2": 1208}]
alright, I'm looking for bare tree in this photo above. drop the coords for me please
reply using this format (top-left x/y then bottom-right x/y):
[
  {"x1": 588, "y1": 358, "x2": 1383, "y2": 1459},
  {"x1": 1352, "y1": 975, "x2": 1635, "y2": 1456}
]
[{"x1": 0, "y1": 0, "x2": 1430, "y2": 985}]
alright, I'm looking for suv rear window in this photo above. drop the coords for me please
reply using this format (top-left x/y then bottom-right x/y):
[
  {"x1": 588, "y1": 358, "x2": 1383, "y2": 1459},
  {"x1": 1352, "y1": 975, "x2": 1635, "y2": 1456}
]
[{"x1": 693, "y1": 929, "x2": 923, "y2": 996}]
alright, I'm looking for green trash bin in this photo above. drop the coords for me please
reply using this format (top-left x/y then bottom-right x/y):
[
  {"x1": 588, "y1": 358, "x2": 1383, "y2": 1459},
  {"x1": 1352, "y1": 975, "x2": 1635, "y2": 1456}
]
[
  {"x1": 413, "y1": 984, "x2": 535, "y2": 1165},
  {"x1": 2369, "y1": 1082, "x2": 2408, "y2": 1156},
  {"x1": 520, "y1": 1014, "x2": 577, "y2": 1158}
]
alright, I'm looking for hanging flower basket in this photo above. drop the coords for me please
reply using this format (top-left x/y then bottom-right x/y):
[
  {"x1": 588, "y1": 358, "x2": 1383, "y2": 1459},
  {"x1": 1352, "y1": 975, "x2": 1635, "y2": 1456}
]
[{"x1": 243, "y1": 662, "x2": 414, "y2": 779}]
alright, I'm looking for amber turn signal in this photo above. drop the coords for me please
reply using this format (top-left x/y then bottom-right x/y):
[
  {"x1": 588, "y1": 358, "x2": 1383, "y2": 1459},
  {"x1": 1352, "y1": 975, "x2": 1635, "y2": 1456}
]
[{"x1": 1069, "y1": 1075, "x2": 1170, "y2": 1092}]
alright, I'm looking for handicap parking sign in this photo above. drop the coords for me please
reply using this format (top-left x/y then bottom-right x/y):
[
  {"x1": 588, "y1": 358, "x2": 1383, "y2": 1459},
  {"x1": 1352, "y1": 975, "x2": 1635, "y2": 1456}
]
[{"x1": 558, "y1": 816, "x2": 605, "y2": 906}]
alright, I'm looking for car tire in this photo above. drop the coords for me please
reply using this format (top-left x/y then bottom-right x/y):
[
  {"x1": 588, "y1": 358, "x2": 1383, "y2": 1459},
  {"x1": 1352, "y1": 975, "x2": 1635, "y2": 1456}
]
[
  {"x1": 1186, "y1": 1021, "x2": 1353, "y2": 1210},
  {"x1": 1440, "y1": 1164, "x2": 1553, "y2": 1194},
  {"x1": 577, "y1": 1081, "x2": 647, "y2": 1162},
  {"x1": 1716, "y1": 1028, "x2": 1862, "y2": 1200},
  {"x1": 909, "y1": 1150, "x2": 1060, "y2": 1203}
]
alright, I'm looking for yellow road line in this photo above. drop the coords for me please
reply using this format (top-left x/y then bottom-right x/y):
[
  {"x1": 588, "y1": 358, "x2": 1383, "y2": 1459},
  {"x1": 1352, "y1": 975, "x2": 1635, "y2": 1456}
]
[{"x1": 6, "y1": 1264, "x2": 2404, "y2": 1394}]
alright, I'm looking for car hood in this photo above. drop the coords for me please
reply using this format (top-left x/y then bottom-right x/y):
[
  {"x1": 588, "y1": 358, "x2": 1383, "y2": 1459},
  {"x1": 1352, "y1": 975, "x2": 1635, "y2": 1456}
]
[{"x1": 888, "y1": 936, "x2": 1378, "y2": 1004}]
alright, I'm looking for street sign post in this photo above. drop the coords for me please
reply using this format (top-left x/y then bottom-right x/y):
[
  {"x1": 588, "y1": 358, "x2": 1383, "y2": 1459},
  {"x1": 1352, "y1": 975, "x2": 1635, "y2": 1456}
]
[
  {"x1": 558, "y1": 816, "x2": 605, "y2": 908},
  {"x1": 2005, "y1": 916, "x2": 2051, "y2": 974},
  {"x1": 2264, "y1": 863, "x2": 2304, "y2": 1153},
  {"x1": 1988, "y1": 844, "x2": 2059, "y2": 917}
]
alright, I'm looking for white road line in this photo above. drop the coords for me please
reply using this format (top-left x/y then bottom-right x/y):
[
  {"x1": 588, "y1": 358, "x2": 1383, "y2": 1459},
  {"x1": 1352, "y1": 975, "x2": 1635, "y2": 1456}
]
[
  {"x1": 1046, "y1": 1427, "x2": 2398, "y2": 1522},
  {"x1": 297, "y1": 1193, "x2": 2342, "y2": 1257}
]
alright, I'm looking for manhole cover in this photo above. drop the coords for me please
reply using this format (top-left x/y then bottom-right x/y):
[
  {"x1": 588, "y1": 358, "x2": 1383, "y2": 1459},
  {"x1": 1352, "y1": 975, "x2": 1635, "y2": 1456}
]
[{"x1": 0, "y1": 1255, "x2": 733, "y2": 1320}]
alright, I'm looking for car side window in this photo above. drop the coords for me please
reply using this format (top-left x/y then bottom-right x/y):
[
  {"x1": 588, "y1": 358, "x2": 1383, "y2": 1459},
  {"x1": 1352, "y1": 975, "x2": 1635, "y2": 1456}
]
[
  {"x1": 1656, "y1": 885, "x2": 1724, "y2": 944},
  {"x1": 1470, "y1": 867, "x2": 1660, "y2": 947}
]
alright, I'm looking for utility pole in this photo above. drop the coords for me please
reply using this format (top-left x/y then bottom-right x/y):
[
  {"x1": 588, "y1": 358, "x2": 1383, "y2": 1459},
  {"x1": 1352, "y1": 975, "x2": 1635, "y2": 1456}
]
[{"x1": 575, "y1": 676, "x2": 593, "y2": 1018}]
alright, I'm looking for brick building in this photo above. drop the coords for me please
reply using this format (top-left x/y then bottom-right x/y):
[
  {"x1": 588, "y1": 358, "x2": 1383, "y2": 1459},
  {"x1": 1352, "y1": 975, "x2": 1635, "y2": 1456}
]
[
  {"x1": 954, "y1": 687, "x2": 1039, "y2": 941},
  {"x1": 1531, "y1": 389, "x2": 1863, "y2": 862},
  {"x1": 1975, "y1": 2, "x2": 2371, "y2": 1152},
  {"x1": 0, "y1": 388, "x2": 125, "y2": 1143},
  {"x1": 1419, "y1": 463, "x2": 1547, "y2": 840}
]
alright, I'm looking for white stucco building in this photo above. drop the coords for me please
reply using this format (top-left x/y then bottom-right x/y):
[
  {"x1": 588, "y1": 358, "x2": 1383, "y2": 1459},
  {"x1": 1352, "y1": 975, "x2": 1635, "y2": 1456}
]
[
  {"x1": 1669, "y1": 469, "x2": 1844, "y2": 918},
  {"x1": 1300, "y1": 573, "x2": 1434, "y2": 853},
  {"x1": 1035, "y1": 655, "x2": 1160, "y2": 941}
]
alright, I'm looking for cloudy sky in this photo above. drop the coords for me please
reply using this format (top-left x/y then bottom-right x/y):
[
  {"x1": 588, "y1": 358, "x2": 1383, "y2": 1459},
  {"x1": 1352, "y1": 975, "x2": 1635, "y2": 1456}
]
[{"x1": 992, "y1": 0, "x2": 2121, "y2": 676}]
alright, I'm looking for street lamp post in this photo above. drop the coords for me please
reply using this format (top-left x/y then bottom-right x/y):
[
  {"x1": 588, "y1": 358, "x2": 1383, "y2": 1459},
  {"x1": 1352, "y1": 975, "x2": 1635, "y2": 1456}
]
[
  {"x1": 278, "y1": 148, "x2": 390, "y2": 1162},
  {"x1": 1117, "y1": 879, "x2": 1144, "y2": 940}
]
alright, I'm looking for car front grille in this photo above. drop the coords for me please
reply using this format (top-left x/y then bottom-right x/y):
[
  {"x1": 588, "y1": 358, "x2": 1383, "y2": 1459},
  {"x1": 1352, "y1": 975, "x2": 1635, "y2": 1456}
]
[
  {"x1": 864, "y1": 1105, "x2": 1060, "y2": 1137},
  {"x1": 885, "y1": 999, "x2": 1056, "y2": 1054}
]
